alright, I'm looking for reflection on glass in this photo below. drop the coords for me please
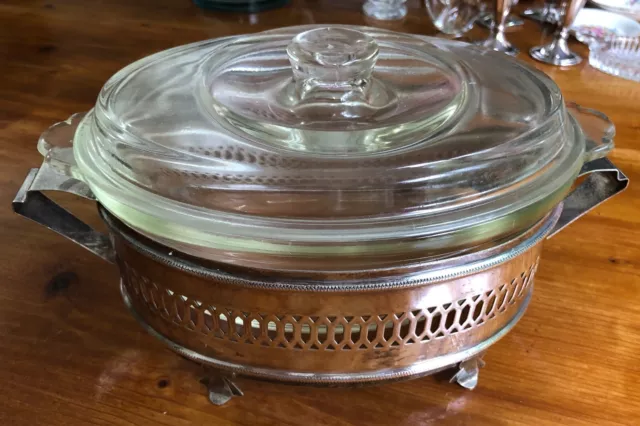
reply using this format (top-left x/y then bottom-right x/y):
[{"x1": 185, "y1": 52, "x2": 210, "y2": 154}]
[
  {"x1": 363, "y1": 0, "x2": 408, "y2": 20},
  {"x1": 425, "y1": 0, "x2": 485, "y2": 36}
]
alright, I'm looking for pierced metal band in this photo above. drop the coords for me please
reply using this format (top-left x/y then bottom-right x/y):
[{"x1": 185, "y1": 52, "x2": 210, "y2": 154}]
[{"x1": 121, "y1": 279, "x2": 531, "y2": 384}]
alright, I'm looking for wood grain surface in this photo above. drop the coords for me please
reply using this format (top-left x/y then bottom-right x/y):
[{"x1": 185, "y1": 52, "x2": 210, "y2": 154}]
[{"x1": 1, "y1": 0, "x2": 639, "y2": 425}]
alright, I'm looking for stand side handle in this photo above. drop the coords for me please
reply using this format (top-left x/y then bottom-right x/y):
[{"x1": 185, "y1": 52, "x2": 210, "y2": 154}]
[
  {"x1": 548, "y1": 157, "x2": 628, "y2": 238},
  {"x1": 13, "y1": 166, "x2": 115, "y2": 263}
]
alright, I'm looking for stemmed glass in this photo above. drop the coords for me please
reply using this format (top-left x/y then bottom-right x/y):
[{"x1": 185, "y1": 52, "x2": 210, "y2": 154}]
[
  {"x1": 425, "y1": 0, "x2": 485, "y2": 37},
  {"x1": 363, "y1": 0, "x2": 408, "y2": 20},
  {"x1": 530, "y1": 0, "x2": 588, "y2": 65},
  {"x1": 477, "y1": 0, "x2": 523, "y2": 29},
  {"x1": 522, "y1": 0, "x2": 562, "y2": 24},
  {"x1": 475, "y1": 0, "x2": 518, "y2": 56}
]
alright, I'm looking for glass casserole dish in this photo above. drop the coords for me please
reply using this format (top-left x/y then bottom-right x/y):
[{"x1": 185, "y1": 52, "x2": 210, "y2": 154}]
[{"x1": 13, "y1": 26, "x2": 628, "y2": 403}]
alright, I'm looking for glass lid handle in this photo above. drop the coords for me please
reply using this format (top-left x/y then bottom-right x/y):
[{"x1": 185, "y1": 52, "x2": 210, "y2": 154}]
[{"x1": 286, "y1": 27, "x2": 379, "y2": 103}]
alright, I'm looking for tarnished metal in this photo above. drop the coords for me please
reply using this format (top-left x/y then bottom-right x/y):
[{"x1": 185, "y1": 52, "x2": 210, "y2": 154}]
[
  {"x1": 11, "y1": 149, "x2": 629, "y2": 403},
  {"x1": 205, "y1": 374, "x2": 243, "y2": 406},
  {"x1": 450, "y1": 355, "x2": 486, "y2": 390},
  {"x1": 12, "y1": 166, "x2": 114, "y2": 263},
  {"x1": 102, "y1": 204, "x2": 557, "y2": 292},
  {"x1": 120, "y1": 277, "x2": 531, "y2": 385},
  {"x1": 549, "y1": 157, "x2": 629, "y2": 238}
]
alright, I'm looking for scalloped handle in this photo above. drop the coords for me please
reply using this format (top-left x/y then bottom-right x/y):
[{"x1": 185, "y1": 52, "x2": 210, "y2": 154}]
[
  {"x1": 37, "y1": 112, "x2": 85, "y2": 177},
  {"x1": 567, "y1": 102, "x2": 615, "y2": 163},
  {"x1": 14, "y1": 113, "x2": 113, "y2": 262}
]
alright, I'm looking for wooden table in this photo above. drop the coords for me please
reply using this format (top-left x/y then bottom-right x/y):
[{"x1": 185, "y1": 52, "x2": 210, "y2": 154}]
[{"x1": 1, "y1": 0, "x2": 639, "y2": 424}]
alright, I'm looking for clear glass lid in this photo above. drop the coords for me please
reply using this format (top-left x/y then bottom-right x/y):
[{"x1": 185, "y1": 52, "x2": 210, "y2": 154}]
[
  {"x1": 69, "y1": 25, "x2": 587, "y2": 270},
  {"x1": 207, "y1": 27, "x2": 465, "y2": 155}
]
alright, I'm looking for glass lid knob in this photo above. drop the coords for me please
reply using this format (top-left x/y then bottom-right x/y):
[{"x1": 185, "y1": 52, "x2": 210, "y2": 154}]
[
  {"x1": 286, "y1": 27, "x2": 379, "y2": 102},
  {"x1": 204, "y1": 26, "x2": 466, "y2": 155}
]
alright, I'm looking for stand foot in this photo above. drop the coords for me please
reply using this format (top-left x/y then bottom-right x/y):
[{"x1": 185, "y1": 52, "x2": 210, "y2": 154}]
[
  {"x1": 450, "y1": 355, "x2": 486, "y2": 390},
  {"x1": 204, "y1": 373, "x2": 244, "y2": 405}
]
